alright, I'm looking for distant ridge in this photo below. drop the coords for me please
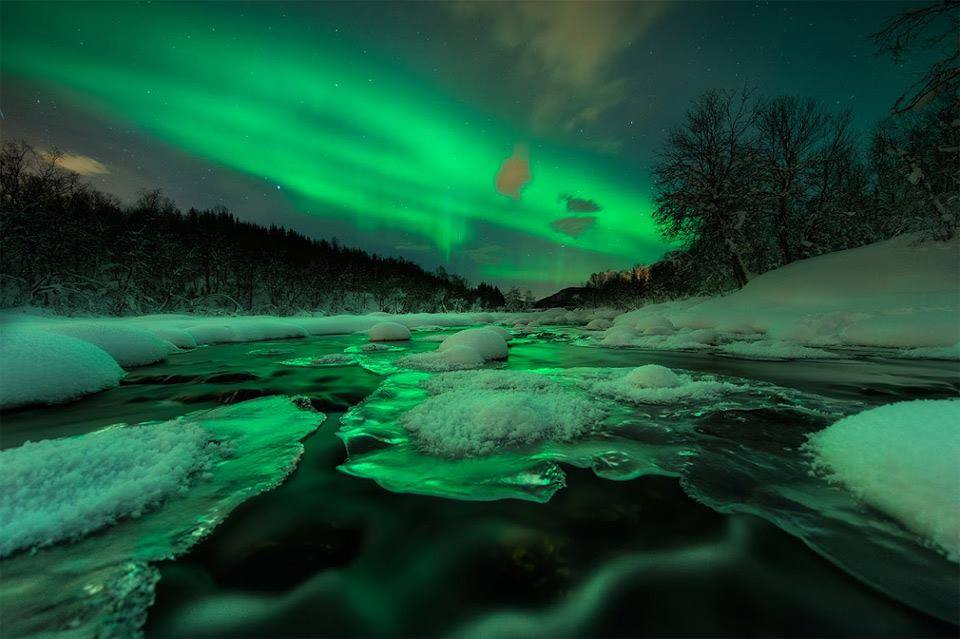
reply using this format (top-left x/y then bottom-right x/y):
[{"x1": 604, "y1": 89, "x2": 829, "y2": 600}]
[{"x1": 534, "y1": 286, "x2": 591, "y2": 309}]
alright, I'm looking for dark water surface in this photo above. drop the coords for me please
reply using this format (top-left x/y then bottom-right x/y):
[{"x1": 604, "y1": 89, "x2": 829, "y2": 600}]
[{"x1": 2, "y1": 329, "x2": 957, "y2": 637}]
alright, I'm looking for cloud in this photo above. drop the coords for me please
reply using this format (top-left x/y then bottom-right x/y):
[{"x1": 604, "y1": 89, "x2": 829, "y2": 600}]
[
  {"x1": 495, "y1": 143, "x2": 531, "y2": 199},
  {"x1": 551, "y1": 216, "x2": 597, "y2": 238},
  {"x1": 41, "y1": 152, "x2": 110, "y2": 176},
  {"x1": 560, "y1": 194, "x2": 603, "y2": 213},
  {"x1": 449, "y1": 2, "x2": 669, "y2": 137}
]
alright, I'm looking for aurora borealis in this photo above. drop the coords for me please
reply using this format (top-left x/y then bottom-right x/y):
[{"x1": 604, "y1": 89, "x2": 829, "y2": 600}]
[{"x1": 0, "y1": 1, "x2": 923, "y2": 295}]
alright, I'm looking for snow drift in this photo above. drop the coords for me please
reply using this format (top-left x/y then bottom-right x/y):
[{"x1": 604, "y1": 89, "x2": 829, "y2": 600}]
[
  {"x1": 0, "y1": 329, "x2": 125, "y2": 410},
  {"x1": 806, "y1": 399, "x2": 960, "y2": 562},
  {"x1": 602, "y1": 234, "x2": 960, "y2": 357}
]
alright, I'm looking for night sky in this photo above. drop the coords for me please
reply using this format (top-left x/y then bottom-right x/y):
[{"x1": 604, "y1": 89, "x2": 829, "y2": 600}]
[{"x1": 0, "y1": 1, "x2": 926, "y2": 296}]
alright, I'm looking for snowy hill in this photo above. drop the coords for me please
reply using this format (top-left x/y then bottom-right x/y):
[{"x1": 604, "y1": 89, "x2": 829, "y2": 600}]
[{"x1": 603, "y1": 234, "x2": 960, "y2": 357}]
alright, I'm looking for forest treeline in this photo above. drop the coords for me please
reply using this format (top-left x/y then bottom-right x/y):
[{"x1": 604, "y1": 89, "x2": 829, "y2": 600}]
[
  {"x1": 585, "y1": 1, "x2": 958, "y2": 307},
  {"x1": 0, "y1": 146, "x2": 505, "y2": 316}
]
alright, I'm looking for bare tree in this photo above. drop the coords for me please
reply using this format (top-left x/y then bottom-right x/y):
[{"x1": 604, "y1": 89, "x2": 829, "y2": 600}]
[
  {"x1": 755, "y1": 96, "x2": 831, "y2": 263},
  {"x1": 872, "y1": 0, "x2": 959, "y2": 115},
  {"x1": 873, "y1": 1, "x2": 959, "y2": 239},
  {"x1": 652, "y1": 88, "x2": 760, "y2": 288}
]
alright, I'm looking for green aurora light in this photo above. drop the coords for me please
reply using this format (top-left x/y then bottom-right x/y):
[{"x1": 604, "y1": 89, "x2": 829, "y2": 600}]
[{"x1": 1, "y1": 2, "x2": 666, "y2": 287}]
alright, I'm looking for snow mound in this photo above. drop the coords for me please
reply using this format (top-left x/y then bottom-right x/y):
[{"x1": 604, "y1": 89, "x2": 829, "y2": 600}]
[
  {"x1": 185, "y1": 323, "x2": 236, "y2": 344},
  {"x1": 806, "y1": 400, "x2": 960, "y2": 561},
  {"x1": 136, "y1": 325, "x2": 198, "y2": 349},
  {"x1": 439, "y1": 328, "x2": 509, "y2": 361},
  {"x1": 0, "y1": 329, "x2": 125, "y2": 410},
  {"x1": 397, "y1": 345, "x2": 486, "y2": 372},
  {"x1": 400, "y1": 387, "x2": 603, "y2": 457},
  {"x1": 635, "y1": 315, "x2": 675, "y2": 333},
  {"x1": 485, "y1": 325, "x2": 512, "y2": 341},
  {"x1": 44, "y1": 322, "x2": 173, "y2": 367},
  {"x1": 585, "y1": 318, "x2": 613, "y2": 330},
  {"x1": 0, "y1": 420, "x2": 218, "y2": 557},
  {"x1": 227, "y1": 319, "x2": 308, "y2": 342},
  {"x1": 368, "y1": 322, "x2": 411, "y2": 342},
  {"x1": 625, "y1": 364, "x2": 681, "y2": 388},
  {"x1": 599, "y1": 327, "x2": 717, "y2": 351},
  {"x1": 592, "y1": 367, "x2": 739, "y2": 404}
]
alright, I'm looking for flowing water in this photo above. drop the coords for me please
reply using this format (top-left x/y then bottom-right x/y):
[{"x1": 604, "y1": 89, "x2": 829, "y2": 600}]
[{"x1": 1, "y1": 327, "x2": 958, "y2": 637}]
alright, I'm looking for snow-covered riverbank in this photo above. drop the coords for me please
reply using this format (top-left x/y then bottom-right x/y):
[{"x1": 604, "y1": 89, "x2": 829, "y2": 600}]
[{"x1": 2, "y1": 233, "x2": 957, "y2": 410}]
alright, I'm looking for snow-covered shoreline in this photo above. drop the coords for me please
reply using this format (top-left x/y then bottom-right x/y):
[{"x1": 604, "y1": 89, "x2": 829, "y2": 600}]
[{"x1": 1, "y1": 234, "x2": 957, "y2": 410}]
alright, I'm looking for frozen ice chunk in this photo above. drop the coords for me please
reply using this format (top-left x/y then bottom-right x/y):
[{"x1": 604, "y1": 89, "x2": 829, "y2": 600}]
[
  {"x1": 806, "y1": 399, "x2": 960, "y2": 561},
  {"x1": 719, "y1": 340, "x2": 839, "y2": 360},
  {"x1": 368, "y1": 322, "x2": 412, "y2": 342},
  {"x1": 593, "y1": 367, "x2": 738, "y2": 404},
  {"x1": 400, "y1": 388, "x2": 604, "y2": 457},
  {"x1": 0, "y1": 396, "x2": 322, "y2": 638},
  {"x1": 396, "y1": 345, "x2": 486, "y2": 372},
  {"x1": 422, "y1": 369, "x2": 559, "y2": 395},
  {"x1": 0, "y1": 420, "x2": 217, "y2": 557},
  {"x1": 0, "y1": 329, "x2": 124, "y2": 409},
  {"x1": 439, "y1": 328, "x2": 509, "y2": 361}
]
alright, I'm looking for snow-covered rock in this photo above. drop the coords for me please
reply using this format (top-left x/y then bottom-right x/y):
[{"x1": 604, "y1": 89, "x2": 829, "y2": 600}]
[
  {"x1": 0, "y1": 329, "x2": 125, "y2": 410},
  {"x1": 43, "y1": 322, "x2": 173, "y2": 367},
  {"x1": 439, "y1": 328, "x2": 509, "y2": 361},
  {"x1": 368, "y1": 322, "x2": 412, "y2": 342},
  {"x1": 806, "y1": 400, "x2": 960, "y2": 561},
  {"x1": 136, "y1": 325, "x2": 199, "y2": 349},
  {"x1": 226, "y1": 319, "x2": 308, "y2": 342},
  {"x1": 624, "y1": 364, "x2": 682, "y2": 388},
  {"x1": 635, "y1": 315, "x2": 675, "y2": 333},
  {"x1": 585, "y1": 318, "x2": 613, "y2": 330},
  {"x1": 485, "y1": 325, "x2": 512, "y2": 342},
  {"x1": 185, "y1": 323, "x2": 236, "y2": 345}
]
